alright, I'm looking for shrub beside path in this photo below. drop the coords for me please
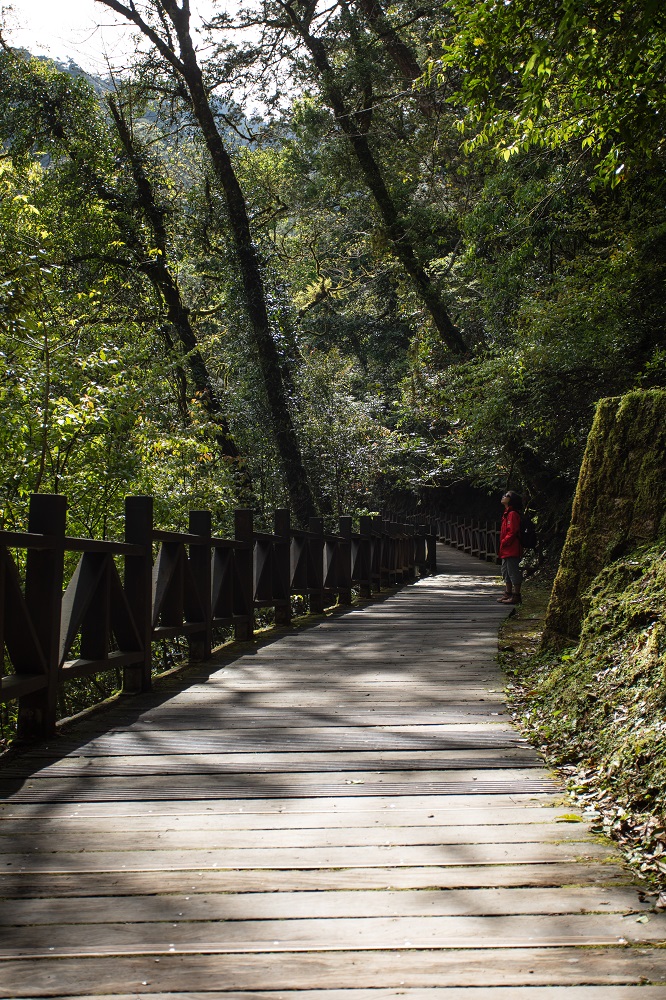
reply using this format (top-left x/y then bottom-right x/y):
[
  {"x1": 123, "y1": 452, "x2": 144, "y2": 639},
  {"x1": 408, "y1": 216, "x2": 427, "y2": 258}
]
[{"x1": 1, "y1": 545, "x2": 666, "y2": 996}]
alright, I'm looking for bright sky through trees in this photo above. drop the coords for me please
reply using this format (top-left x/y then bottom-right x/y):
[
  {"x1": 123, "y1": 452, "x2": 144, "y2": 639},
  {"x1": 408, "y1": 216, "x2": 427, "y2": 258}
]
[
  {"x1": 3, "y1": 0, "x2": 132, "y2": 69},
  {"x1": 3, "y1": 0, "x2": 215, "y2": 72}
]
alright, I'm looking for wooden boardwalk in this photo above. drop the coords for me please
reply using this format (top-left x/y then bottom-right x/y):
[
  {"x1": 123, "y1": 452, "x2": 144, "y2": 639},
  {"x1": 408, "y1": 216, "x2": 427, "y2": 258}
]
[{"x1": 1, "y1": 545, "x2": 666, "y2": 997}]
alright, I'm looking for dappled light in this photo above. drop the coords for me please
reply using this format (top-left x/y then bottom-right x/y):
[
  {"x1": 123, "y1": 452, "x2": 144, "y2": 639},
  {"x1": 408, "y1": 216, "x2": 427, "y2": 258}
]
[{"x1": 2, "y1": 546, "x2": 664, "y2": 994}]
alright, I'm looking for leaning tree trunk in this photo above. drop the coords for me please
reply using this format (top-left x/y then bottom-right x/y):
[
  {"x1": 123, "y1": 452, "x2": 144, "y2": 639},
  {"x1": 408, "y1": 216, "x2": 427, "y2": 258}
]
[
  {"x1": 98, "y1": 0, "x2": 317, "y2": 522},
  {"x1": 280, "y1": 8, "x2": 466, "y2": 355}
]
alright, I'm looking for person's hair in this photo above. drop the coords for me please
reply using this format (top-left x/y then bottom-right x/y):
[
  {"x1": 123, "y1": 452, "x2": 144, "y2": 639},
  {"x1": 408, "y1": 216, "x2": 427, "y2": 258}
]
[{"x1": 503, "y1": 490, "x2": 524, "y2": 512}]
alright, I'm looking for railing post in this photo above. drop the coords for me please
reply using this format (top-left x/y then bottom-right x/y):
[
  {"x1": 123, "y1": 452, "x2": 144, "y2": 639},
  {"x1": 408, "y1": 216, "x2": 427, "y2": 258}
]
[
  {"x1": 394, "y1": 519, "x2": 402, "y2": 582},
  {"x1": 308, "y1": 516, "x2": 325, "y2": 614},
  {"x1": 427, "y1": 519, "x2": 438, "y2": 574},
  {"x1": 17, "y1": 494, "x2": 66, "y2": 741},
  {"x1": 234, "y1": 509, "x2": 254, "y2": 641},
  {"x1": 124, "y1": 496, "x2": 153, "y2": 693},
  {"x1": 188, "y1": 510, "x2": 212, "y2": 661},
  {"x1": 338, "y1": 515, "x2": 353, "y2": 606},
  {"x1": 396, "y1": 521, "x2": 403, "y2": 581},
  {"x1": 382, "y1": 518, "x2": 393, "y2": 587},
  {"x1": 416, "y1": 522, "x2": 428, "y2": 576},
  {"x1": 413, "y1": 522, "x2": 419, "y2": 576},
  {"x1": 379, "y1": 517, "x2": 386, "y2": 588},
  {"x1": 405, "y1": 523, "x2": 415, "y2": 580},
  {"x1": 358, "y1": 515, "x2": 372, "y2": 599},
  {"x1": 274, "y1": 508, "x2": 292, "y2": 627},
  {"x1": 373, "y1": 514, "x2": 384, "y2": 591}
]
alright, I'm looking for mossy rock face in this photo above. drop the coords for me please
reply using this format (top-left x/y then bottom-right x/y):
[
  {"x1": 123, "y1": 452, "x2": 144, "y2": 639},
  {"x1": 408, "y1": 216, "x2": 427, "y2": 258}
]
[
  {"x1": 516, "y1": 544, "x2": 666, "y2": 819},
  {"x1": 543, "y1": 389, "x2": 666, "y2": 646}
]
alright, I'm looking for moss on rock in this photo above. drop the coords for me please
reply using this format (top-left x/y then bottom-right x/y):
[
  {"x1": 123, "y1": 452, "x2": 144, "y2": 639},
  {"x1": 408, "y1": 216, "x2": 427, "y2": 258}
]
[
  {"x1": 543, "y1": 389, "x2": 666, "y2": 647},
  {"x1": 507, "y1": 543, "x2": 666, "y2": 883}
]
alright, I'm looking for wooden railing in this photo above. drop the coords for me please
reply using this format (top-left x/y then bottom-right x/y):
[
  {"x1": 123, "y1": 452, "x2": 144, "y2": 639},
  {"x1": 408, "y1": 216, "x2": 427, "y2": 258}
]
[
  {"x1": 428, "y1": 514, "x2": 501, "y2": 563},
  {"x1": 0, "y1": 494, "x2": 437, "y2": 741}
]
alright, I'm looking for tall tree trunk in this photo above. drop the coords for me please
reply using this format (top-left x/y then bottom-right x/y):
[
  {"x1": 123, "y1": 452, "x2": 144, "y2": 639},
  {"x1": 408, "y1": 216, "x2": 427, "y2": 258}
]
[
  {"x1": 278, "y1": 3, "x2": 466, "y2": 355},
  {"x1": 108, "y1": 97, "x2": 242, "y2": 464},
  {"x1": 98, "y1": 0, "x2": 317, "y2": 522},
  {"x1": 352, "y1": 0, "x2": 435, "y2": 115}
]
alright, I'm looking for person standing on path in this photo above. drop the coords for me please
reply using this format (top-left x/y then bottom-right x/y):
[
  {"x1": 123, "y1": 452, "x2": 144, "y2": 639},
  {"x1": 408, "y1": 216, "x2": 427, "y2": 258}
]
[{"x1": 497, "y1": 490, "x2": 523, "y2": 605}]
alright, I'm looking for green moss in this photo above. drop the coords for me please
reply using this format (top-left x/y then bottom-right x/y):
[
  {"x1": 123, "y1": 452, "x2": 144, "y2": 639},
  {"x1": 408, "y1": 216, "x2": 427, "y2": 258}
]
[
  {"x1": 508, "y1": 542, "x2": 666, "y2": 884},
  {"x1": 544, "y1": 389, "x2": 666, "y2": 646}
]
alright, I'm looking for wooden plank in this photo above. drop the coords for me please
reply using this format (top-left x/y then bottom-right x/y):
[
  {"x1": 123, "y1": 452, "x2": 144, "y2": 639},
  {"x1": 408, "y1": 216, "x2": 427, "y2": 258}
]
[
  {"x1": 33, "y1": 721, "x2": 528, "y2": 735},
  {"x1": 0, "y1": 806, "x2": 578, "y2": 829},
  {"x1": 173, "y1": 686, "x2": 506, "y2": 696},
  {"x1": 200, "y1": 669, "x2": 503, "y2": 677},
  {"x1": 167, "y1": 667, "x2": 505, "y2": 679},
  {"x1": 108, "y1": 707, "x2": 512, "y2": 727},
  {"x1": 4, "y1": 911, "x2": 666, "y2": 957},
  {"x1": 2, "y1": 947, "x2": 666, "y2": 995},
  {"x1": 0, "y1": 821, "x2": 596, "y2": 853},
  {"x1": 323, "y1": 611, "x2": 507, "y2": 617},
  {"x1": 188, "y1": 647, "x2": 502, "y2": 655},
  {"x1": 1, "y1": 766, "x2": 555, "y2": 783},
  {"x1": 238, "y1": 643, "x2": 504, "y2": 651},
  {"x1": 0, "y1": 776, "x2": 561, "y2": 804},
  {"x1": 0, "y1": 841, "x2": 615, "y2": 872},
  {"x1": 112, "y1": 698, "x2": 511, "y2": 713},
  {"x1": 0, "y1": 863, "x2": 633, "y2": 899},
  {"x1": 0, "y1": 749, "x2": 545, "y2": 780},
  {"x1": 20, "y1": 728, "x2": 530, "y2": 757},
  {"x1": 304, "y1": 651, "x2": 497, "y2": 660},
  {"x1": 36, "y1": 990, "x2": 666, "y2": 1000},
  {"x1": 0, "y1": 803, "x2": 578, "y2": 842},
  {"x1": 178, "y1": 679, "x2": 506, "y2": 691},
  {"x1": 1, "y1": 886, "x2": 652, "y2": 925},
  {"x1": 206, "y1": 648, "x2": 504, "y2": 657},
  {"x1": 224, "y1": 637, "x2": 504, "y2": 644},
  {"x1": 181, "y1": 678, "x2": 504, "y2": 688},
  {"x1": 295, "y1": 622, "x2": 505, "y2": 629},
  {"x1": 0, "y1": 792, "x2": 566, "y2": 817}
]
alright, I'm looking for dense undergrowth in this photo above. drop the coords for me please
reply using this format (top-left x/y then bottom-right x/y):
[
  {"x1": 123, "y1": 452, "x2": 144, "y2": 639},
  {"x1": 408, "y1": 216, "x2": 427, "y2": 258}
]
[{"x1": 504, "y1": 543, "x2": 666, "y2": 890}]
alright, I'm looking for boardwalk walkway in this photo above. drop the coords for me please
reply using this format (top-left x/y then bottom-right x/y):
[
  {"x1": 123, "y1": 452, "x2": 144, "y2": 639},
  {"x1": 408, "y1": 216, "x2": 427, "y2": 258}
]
[{"x1": 1, "y1": 545, "x2": 666, "y2": 996}]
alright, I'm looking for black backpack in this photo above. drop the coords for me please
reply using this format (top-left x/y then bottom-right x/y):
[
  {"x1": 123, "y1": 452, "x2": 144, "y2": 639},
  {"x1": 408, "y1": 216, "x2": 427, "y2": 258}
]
[{"x1": 519, "y1": 513, "x2": 538, "y2": 549}]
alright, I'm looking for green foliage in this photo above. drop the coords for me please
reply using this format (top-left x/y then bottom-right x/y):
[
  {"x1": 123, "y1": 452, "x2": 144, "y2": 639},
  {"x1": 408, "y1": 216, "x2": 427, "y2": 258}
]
[
  {"x1": 399, "y1": 144, "x2": 666, "y2": 523},
  {"x1": 293, "y1": 349, "x2": 406, "y2": 517},
  {"x1": 0, "y1": 50, "x2": 238, "y2": 535},
  {"x1": 438, "y1": 0, "x2": 666, "y2": 186},
  {"x1": 2, "y1": 5, "x2": 666, "y2": 542}
]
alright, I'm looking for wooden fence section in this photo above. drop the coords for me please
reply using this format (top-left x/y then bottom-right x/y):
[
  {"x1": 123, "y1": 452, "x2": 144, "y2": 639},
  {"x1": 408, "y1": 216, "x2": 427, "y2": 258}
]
[
  {"x1": 430, "y1": 514, "x2": 501, "y2": 563},
  {"x1": 0, "y1": 495, "x2": 437, "y2": 742}
]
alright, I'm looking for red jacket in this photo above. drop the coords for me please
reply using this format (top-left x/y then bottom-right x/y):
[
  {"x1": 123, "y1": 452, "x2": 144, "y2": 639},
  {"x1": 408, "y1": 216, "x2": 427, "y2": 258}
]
[{"x1": 500, "y1": 509, "x2": 523, "y2": 558}]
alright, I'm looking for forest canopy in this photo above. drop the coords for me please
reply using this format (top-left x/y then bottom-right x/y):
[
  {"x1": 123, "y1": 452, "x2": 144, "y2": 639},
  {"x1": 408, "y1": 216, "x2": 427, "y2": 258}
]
[{"x1": 0, "y1": 0, "x2": 664, "y2": 539}]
